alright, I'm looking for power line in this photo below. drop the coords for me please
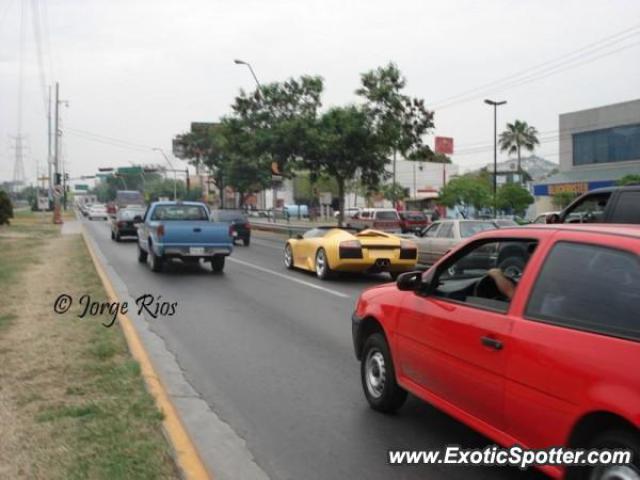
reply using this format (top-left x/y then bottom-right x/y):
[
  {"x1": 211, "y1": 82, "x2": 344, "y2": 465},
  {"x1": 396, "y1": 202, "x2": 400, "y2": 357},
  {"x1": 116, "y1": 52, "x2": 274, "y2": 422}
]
[{"x1": 431, "y1": 22, "x2": 640, "y2": 110}]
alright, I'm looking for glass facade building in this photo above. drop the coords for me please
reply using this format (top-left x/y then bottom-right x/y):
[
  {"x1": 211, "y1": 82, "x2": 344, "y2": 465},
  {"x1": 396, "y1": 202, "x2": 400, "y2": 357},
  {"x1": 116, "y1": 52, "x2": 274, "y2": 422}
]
[{"x1": 573, "y1": 123, "x2": 640, "y2": 166}]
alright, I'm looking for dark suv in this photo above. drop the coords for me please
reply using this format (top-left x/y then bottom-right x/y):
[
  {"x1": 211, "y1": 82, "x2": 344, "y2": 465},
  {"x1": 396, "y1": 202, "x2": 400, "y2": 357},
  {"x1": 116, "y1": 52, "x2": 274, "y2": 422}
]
[
  {"x1": 210, "y1": 209, "x2": 251, "y2": 246},
  {"x1": 549, "y1": 185, "x2": 640, "y2": 224}
]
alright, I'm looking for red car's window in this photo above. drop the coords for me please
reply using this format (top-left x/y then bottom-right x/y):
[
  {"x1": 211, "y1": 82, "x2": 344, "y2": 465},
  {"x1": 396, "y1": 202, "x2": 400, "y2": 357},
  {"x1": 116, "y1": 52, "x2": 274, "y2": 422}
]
[{"x1": 526, "y1": 241, "x2": 640, "y2": 341}]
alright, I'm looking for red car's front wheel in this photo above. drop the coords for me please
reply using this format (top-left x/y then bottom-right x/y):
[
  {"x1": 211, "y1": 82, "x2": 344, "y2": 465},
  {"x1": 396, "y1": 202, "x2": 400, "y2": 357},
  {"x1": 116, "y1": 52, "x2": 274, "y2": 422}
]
[{"x1": 361, "y1": 333, "x2": 407, "y2": 413}]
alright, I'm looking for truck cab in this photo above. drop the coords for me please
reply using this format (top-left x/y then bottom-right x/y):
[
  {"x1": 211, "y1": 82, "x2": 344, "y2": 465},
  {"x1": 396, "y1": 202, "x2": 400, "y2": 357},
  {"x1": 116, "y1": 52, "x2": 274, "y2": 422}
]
[{"x1": 549, "y1": 185, "x2": 640, "y2": 225}]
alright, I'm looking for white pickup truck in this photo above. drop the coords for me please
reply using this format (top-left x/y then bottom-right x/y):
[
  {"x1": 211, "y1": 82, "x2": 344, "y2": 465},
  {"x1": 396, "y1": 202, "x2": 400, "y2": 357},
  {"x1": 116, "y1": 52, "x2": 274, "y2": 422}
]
[{"x1": 345, "y1": 208, "x2": 401, "y2": 233}]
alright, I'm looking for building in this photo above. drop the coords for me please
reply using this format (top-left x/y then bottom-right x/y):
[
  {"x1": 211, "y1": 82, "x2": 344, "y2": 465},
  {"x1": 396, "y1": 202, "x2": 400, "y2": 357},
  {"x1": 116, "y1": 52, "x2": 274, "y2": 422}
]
[{"x1": 533, "y1": 99, "x2": 640, "y2": 213}]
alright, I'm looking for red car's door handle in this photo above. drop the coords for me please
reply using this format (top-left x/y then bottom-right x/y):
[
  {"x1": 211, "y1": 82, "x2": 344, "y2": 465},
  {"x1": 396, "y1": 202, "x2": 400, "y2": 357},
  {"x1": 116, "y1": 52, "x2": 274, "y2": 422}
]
[{"x1": 481, "y1": 336, "x2": 503, "y2": 350}]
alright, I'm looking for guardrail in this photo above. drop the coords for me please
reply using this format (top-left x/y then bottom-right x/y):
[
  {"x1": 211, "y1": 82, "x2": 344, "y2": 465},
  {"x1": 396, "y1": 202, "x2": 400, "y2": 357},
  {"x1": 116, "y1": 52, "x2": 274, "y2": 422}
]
[{"x1": 249, "y1": 220, "x2": 310, "y2": 238}]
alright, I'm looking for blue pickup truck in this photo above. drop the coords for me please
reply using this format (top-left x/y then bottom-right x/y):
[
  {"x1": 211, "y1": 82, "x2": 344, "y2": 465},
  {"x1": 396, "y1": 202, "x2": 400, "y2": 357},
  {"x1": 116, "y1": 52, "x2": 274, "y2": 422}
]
[{"x1": 136, "y1": 201, "x2": 233, "y2": 273}]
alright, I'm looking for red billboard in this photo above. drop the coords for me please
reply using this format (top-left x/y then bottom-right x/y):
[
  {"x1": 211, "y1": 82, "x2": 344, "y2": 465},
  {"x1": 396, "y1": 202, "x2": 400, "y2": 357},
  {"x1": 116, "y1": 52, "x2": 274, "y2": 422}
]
[{"x1": 435, "y1": 136, "x2": 454, "y2": 155}]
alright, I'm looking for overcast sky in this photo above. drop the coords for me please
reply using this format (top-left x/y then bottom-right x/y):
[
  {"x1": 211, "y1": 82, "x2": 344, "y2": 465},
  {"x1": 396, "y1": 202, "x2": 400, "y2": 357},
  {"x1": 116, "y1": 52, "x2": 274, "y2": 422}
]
[{"x1": 1, "y1": 0, "x2": 640, "y2": 185}]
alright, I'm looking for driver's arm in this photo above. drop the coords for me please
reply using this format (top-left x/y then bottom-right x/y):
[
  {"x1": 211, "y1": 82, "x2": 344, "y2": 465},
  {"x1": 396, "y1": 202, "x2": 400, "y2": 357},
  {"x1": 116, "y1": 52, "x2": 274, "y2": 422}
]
[{"x1": 487, "y1": 268, "x2": 516, "y2": 300}]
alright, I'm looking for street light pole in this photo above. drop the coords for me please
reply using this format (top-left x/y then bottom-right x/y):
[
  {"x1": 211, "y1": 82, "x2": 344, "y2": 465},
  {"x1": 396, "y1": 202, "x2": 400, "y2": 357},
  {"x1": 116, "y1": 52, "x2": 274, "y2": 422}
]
[
  {"x1": 153, "y1": 148, "x2": 177, "y2": 200},
  {"x1": 234, "y1": 58, "x2": 276, "y2": 213},
  {"x1": 484, "y1": 99, "x2": 507, "y2": 218}
]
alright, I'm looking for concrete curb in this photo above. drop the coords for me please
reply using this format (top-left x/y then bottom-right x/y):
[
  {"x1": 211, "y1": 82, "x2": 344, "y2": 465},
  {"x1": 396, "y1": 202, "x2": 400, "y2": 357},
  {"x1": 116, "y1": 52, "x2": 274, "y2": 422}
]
[{"x1": 81, "y1": 225, "x2": 270, "y2": 480}]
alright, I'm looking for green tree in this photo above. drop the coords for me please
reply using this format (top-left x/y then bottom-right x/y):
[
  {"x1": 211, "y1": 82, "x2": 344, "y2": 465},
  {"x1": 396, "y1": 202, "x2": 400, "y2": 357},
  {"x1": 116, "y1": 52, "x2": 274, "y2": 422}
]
[
  {"x1": 356, "y1": 63, "x2": 435, "y2": 201},
  {"x1": 0, "y1": 190, "x2": 14, "y2": 225},
  {"x1": 496, "y1": 183, "x2": 534, "y2": 216},
  {"x1": 617, "y1": 174, "x2": 640, "y2": 186},
  {"x1": 439, "y1": 174, "x2": 492, "y2": 218},
  {"x1": 313, "y1": 105, "x2": 386, "y2": 225},
  {"x1": 382, "y1": 182, "x2": 409, "y2": 202},
  {"x1": 498, "y1": 120, "x2": 540, "y2": 181},
  {"x1": 551, "y1": 191, "x2": 577, "y2": 209}
]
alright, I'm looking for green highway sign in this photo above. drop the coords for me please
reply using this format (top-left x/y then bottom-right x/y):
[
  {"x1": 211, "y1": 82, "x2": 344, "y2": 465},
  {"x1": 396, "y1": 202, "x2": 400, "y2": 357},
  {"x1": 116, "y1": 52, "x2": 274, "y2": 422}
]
[
  {"x1": 117, "y1": 166, "x2": 143, "y2": 175},
  {"x1": 74, "y1": 184, "x2": 89, "y2": 191}
]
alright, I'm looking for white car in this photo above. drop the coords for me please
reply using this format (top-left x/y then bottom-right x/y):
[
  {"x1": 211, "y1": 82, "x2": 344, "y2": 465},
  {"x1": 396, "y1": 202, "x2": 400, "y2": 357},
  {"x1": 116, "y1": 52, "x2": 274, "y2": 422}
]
[{"x1": 88, "y1": 204, "x2": 108, "y2": 220}]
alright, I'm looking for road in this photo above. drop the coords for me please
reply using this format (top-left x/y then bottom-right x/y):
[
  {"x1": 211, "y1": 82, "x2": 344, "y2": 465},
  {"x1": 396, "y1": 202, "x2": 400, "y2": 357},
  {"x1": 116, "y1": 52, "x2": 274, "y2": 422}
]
[{"x1": 83, "y1": 218, "x2": 544, "y2": 480}]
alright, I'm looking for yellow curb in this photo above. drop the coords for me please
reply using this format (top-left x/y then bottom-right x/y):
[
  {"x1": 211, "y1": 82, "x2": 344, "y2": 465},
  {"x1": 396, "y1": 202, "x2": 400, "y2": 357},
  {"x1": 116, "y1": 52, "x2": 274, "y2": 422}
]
[{"x1": 81, "y1": 228, "x2": 211, "y2": 480}]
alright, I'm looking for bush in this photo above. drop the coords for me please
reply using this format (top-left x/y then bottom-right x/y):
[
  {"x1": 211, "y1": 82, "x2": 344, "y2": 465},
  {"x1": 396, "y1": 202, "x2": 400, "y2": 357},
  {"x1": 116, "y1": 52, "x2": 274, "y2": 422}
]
[{"x1": 0, "y1": 190, "x2": 14, "y2": 225}]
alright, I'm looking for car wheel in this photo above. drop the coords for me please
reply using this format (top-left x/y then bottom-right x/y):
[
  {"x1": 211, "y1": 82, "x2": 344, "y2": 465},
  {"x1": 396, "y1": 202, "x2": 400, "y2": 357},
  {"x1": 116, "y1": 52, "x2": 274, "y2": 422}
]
[
  {"x1": 568, "y1": 429, "x2": 640, "y2": 480},
  {"x1": 111, "y1": 230, "x2": 115, "y2": 240},
  {"x1": 115, "y1": 232, "x2": 121, "y2": 242},
  {"x1": 137, "y1": 244, "x2": 148, "y2": 263},
  {"x1": 315, "y1": 248, "x2": 333, "y2": 280},
  {"x1": 210, "y1": 255, "x2": 225, "y2": 273},
  {"x1": 361, "y1": 333, "x2": 407, "y2": 413},
  {"x1": 498, "y1": 256, "x2": 525, "y2": 279},
  {"x1": 148, "y1": 248, "x2": 164, "y2": 273},
  {"x1": 284, "y1": 243, "x2": 295, "y2": 269},
  {"x1": 243, "y1": 237, "x2": 250, "y2": 247}
]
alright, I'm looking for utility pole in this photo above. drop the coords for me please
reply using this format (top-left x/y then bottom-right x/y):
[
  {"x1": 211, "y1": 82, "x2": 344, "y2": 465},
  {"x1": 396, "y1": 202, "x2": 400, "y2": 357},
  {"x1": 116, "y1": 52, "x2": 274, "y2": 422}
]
[
  {"x1": 53, "y1": 82, "x2": 63, "y2": 224},
  {"x1": 47, "y1": 85, "x2": 52, "y2": 205},
  {"x1": 234, "y1": 59, "x2": 276, "y2": 212},
  {"x1": 153, "y1": 148, "x2": 178, "y2": 200},
  {"x1": 484, "y1": 99, "x2": 507, "y2": 218}
]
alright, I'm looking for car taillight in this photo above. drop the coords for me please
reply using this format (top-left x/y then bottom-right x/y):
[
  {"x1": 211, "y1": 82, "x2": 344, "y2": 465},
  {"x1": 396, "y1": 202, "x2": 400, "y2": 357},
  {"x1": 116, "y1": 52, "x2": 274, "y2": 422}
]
[
  {"x1": 246, "y1": 222, "x2": 251, "y2": 230},
  {"x1": 117, "y1": 221, "x2": 126, "y2": 228},
  {"x1": 157, "y1": 224, "x2": 165, "y2": 238},
  {"x1": 400, "y1": 240, "x2": 417, "y2": 260},
  {"x1": 228, "y1": 224, "x2": 235, "y2": 237},
  {"x1": 339, "y1": 240, "x2": 363, "y2": 259}
]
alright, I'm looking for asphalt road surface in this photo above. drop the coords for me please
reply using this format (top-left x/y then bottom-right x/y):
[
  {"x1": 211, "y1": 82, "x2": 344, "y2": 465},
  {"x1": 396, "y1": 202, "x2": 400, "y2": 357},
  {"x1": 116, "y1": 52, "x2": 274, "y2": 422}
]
[{"x1": 83, "y1": 218, "x2": 544, "y2": 480}]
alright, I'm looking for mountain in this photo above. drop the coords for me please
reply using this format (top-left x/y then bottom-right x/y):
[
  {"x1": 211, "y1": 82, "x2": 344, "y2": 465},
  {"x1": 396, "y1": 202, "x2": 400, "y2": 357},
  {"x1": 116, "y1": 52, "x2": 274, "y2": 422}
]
[{"x1": 472, "y1": 155, "x2": 558, "y2": 181}]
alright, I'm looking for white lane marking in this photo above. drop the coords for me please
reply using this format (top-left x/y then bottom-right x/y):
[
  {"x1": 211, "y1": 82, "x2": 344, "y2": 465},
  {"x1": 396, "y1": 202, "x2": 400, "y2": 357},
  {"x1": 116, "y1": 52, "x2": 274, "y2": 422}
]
[
  {"x1": 248, "y1": 238, "x2": 283, "y2": 250},
  {"x1": 227, "y1": 257, "x2": 350, "y2": 299}
]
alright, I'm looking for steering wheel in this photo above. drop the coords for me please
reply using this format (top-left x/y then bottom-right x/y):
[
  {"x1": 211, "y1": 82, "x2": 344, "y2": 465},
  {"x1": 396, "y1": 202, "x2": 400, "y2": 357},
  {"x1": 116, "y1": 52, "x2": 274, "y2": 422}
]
[{"x1": 473, "y1": 274, "x2": 515, "y2": 301}]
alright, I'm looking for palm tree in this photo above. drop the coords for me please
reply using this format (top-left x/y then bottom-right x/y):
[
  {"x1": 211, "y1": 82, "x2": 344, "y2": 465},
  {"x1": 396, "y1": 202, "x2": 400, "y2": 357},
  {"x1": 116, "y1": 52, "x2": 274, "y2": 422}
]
[{"x1": 498, "y1": 120, "x2": 540, "y2": 183}]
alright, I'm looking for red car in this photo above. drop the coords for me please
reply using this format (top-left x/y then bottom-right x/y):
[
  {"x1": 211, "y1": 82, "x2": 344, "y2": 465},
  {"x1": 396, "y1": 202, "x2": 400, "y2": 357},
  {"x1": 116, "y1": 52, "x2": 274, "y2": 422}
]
[
  {"x1": 398, "y1": 210, "x2": 429, "y2": 233},
  {"x1": 352, "y1": 224, "x2": 640, "y2": 479}
]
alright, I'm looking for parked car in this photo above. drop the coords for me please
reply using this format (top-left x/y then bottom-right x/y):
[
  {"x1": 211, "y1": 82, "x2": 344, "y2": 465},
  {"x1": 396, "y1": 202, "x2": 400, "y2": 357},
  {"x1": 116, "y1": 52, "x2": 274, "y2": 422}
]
[
  {"x1": 111, "y1": 206, "x2": 146, "y2": 241},
  {"x1": 284, "y1": 226, "x2": 417, "y2": 280},
  {"x1": 137, "y1": 201, "x2": 233, "y2": 273},
  {"x1": 87, "y1": 204, "x2": 108, "y2": 220},
  {"x1": 548, "y1": 185, "x2": 640, "y2": 225},
  {"x1": 352, "y1": 224, "x2": 640, "y2": 480},
  {"x1": 398, "y1": 210, "x2": 429, "y2": 233},
  {"x1": 210, "y1": 209, "x2": 251, "y2": 246},
  {"x1": 414, "y1": 219, "x2": 498, "y2": 266},
  {"x1": 346, "y1": 208, "x2": 401, "y2": 233}
]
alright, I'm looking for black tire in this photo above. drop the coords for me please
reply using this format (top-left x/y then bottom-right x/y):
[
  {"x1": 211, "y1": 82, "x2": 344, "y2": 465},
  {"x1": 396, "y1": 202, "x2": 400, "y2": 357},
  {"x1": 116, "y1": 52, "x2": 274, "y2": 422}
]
[
  {"x1": 115, "y1": 231, "x2": 121, "y2": 242},
  {"x1": 110, "y1": 230, "x2": 115, "y2": 240},
  {"x1": 315, "y1": 248, "x2": 334, "y2": 280},
  {"x1": 243, "y1": 237, "x2": 250, "y2": 247},
  {"x1": 148, "y1": 248, "x2": 164, "y2": 273},
  {"x1": 137, "y1": 244, "x2": 148, "y2": 263},
  {"x1": 210, "y1": 255, "x2": 225, "y2": 273},
  {"x1": 497, "y1": 256, "x2": 526, "y2": 279},
  {"x1": 284, "y1": 243, "x2": 294, "y2": 269},
  {"x1": 360, "y1": 333, "x2": 407, "y2": 413},
  {"x1": 568, "y1": 429, "x2": 640, "y2": 480}
]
